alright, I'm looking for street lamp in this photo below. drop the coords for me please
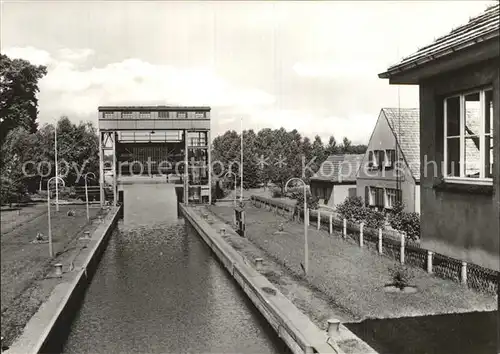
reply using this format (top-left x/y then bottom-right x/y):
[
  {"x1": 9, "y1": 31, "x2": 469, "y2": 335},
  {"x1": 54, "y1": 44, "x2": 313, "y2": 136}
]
[
  {"x1": 224, "y1": 171, "x2": 237, "y2": 206},
  {"x1": 240, "y1": 117, "x2": 243, "y2": 203},
  {"x1": 84, "y1": 172, "x2": 96, "y2": 221},
  {"x1": 47, "y1": 176, "x2": 65, "y2": 257},
  {"x1": 285, "y1": 177, "x2": 309, "y2": 275},
  {"x1": 54, "y1": 124, "x2": 60, "y2": 212}
]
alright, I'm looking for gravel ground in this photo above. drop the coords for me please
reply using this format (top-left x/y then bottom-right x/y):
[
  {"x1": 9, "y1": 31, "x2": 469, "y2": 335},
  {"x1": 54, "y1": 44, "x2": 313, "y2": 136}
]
[
  {"x1": 208, "y1": 204, "x2": 497, "y2": 320},
  {"x1": 1, "y1": 204, "x2": 105, "y2": 346}
]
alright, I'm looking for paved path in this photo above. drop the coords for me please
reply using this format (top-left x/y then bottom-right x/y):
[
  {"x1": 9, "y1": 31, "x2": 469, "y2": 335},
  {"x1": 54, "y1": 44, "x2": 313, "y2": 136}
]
[{"x1": 208, "y1": 204, "x2": 496, "y2": 320}]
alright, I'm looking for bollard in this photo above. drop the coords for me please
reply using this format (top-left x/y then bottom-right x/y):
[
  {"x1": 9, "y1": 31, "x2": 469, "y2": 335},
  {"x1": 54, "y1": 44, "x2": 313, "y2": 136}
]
[
  {"x1": 326, "y1": 319, "x2": 341, "y2": 337},
  {"x1": 427, "y1": 251, "x2": 433, "y2": 274},
  {"x1": 255, "y1": 258, "x2": 263, "y2": 270},
  {"x1": 400, "y1": 232, "x2": 406, "y2": 264},
  {"x1": 329, "y1": 215, "x2": 333, "y2": 234},
  {"x1": 461, "y1": 261, "x2": 467, "y2": 284},
  {"x1": 343, "y1": 218, "x2": 347, "y2": 238},
  {"x1": 220, "y1": 228, "x2": 226, "y2": 236},
  {"x1": 55, "y1": 263, "x2": 63, "y2": 277},
  {"x1": 378, "y1": 228, "x2": 383, "y2": 254},
  {"x1": 304, "y1": 346, "x2": 314, "y2": 354},
  {"x1": 317, "y1": 211, "x2": 321, "y2": 230},
  {"x1": 359, "y1": 223, "x2": 364, "y2": 247}
]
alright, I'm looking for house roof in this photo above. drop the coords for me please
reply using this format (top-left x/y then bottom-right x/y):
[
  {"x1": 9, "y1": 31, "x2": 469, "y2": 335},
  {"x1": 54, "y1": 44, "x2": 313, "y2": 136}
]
[
  {"x1": 382, "y1": 108, "x2": 420, "y2": 182},
  {"x1": 379, "y1": 4, "x2": 499, "y2": 79},
  {"x1": 311, "y1": 154, "x2": 364, "y2": 183}
]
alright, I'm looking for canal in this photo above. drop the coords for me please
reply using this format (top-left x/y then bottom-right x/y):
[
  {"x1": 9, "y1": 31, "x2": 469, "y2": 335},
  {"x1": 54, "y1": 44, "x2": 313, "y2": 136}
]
[{"x1": 62, "y1": 183, "x2": 287, "y2": 353}]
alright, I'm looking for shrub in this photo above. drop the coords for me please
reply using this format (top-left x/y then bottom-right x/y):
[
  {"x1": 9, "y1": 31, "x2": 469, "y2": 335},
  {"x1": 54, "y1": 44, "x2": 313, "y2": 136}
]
[
  {"x1": 388, "y1": 264, "x2": 415, "y2": 289},
  {"x1": 271, "y1": 187, "x2": 283, "y2": 198},
  {"x1": 388, "y1": 202, "x2": 420, "y2": 240},
  {"x1": 336, "y1": 196, "x2": 364, "y2": 222},
  {"x1": 290, "y1": 190, "x2": 318, "y2": 211},
  {"x1": 336, "y1": 196, "x2": 385, "y2": 229}
]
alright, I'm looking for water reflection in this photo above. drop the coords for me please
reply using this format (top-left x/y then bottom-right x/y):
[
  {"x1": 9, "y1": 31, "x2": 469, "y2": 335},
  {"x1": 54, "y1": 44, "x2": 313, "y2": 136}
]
[{"x1": 62, "y1": 183, "x2": 284, "y2": 353}]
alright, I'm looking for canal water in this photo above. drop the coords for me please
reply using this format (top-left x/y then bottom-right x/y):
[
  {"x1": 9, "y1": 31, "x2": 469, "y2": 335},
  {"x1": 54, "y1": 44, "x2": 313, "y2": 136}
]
[{"x1": 62, "y1": 183, "x2": 286, "y2": 353}]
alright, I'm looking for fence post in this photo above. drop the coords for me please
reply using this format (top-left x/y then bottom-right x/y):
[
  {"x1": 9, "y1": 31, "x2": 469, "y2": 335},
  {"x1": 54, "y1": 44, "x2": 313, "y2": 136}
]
[
  {"x1": 317, "y1": 210, "x2": 321, "y2": 230},
  {"x1": 461, "y1": 261, "x2": 467, "y2": 285},
  {"x1": 400, "y1": 232, "x2": 405, "y2": 264},
  {"x1": 427, "y1": 251, "x2": 433, "y2": 274},
  {"x1": 378, "y1": 228, "x2": 382, "y2": 254},
  {"x1": 343, "y1": 218, "x2": 347, "y2": 238},
  {"x1": 329, "y1": 214, "x2": 333, "y2": 234},
  {"x1": 359, "y1": 223, "x2": 364, "y2": 247},
  {"x1": 306, "y1": 209, "x2": 310, "y2": 226}
]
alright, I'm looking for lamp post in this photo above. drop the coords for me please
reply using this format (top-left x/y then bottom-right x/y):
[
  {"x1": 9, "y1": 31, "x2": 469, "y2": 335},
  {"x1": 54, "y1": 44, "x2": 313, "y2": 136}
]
[
  {"x1": 84, "y1": 172, "x2": 96, "y2": 221},
  {"x1": 47, "y1": 176, "x2": 65, "y2": 257},
  {"x1": 240, "y1": 117, "x2": 243, "y2": 203},
  {"x1": 54, "y1": 124, "x2": 60, "y2": 212},
  {"x1": 224, "y1": 171, "x2": 237, "y2": 206},
  {"x1": 285, "y1": 177, "x2": 309, "y2": 275}
]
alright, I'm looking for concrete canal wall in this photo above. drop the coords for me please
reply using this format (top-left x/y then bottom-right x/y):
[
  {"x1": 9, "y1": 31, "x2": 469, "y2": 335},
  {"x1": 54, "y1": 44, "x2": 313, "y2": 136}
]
[
  {"x1": 5, "y1": 206, "x2": 122, "y2": 354},
  {"x1": 181, "y1": 205, "x2": 358, "y2": 354}
]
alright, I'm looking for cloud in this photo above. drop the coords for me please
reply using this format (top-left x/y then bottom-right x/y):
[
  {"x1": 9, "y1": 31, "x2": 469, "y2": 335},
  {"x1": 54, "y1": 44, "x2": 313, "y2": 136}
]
[
  {"x1": 3, "y1": 46, "x2": 276, "y2": 121},
  {"x1": 3, "y1": 46, "x2": 52, "y2": 66},
  {"x1": 57, "y1": 48, "x2": 94, "y2": 62}
]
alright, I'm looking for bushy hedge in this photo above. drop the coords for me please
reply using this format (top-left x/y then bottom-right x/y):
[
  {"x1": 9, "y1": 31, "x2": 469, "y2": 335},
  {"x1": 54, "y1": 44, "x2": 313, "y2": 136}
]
[
  {"x1": 336, "y1": 196, "x2": 385, "y2": 229},
  {"x1": 290, "y1": 190, "x2": 318, "y2": 211},
  {"x1": 388, "y1": 202, "x2": 420, "y2": 240},
  {"x1": 271, "y1": 186, "x2": 303, "y2": 198}
]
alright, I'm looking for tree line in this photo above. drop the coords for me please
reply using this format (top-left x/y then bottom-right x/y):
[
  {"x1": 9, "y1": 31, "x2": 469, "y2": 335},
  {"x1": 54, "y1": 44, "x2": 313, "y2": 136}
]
[{"x1": 211, "y1": 129, "x2": 367, "y2": 192}]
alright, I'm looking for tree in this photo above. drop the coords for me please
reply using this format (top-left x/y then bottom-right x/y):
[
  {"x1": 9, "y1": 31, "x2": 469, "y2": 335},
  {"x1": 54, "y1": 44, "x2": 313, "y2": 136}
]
[
  {"x1": 325, "y1": 135, "x2": 338, "y2": 155},
  {"x1": 311, "y1": 135, "x2": 326, "y2": 173},
  {"x1": 0, "y1": 54, "x2": 47, "y2": 144},
  {"x1": 0, "y1": 128, "x2": 30, "y2": 205}
]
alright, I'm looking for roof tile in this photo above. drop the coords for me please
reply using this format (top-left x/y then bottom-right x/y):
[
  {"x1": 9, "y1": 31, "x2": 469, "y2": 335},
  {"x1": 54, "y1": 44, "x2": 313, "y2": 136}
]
[
  {"x1": 382, "y1": 108, "x2": 420, "y2": 181},
  {"x1": 312, "y1": 154, "x2": 364, "y2": 183}
]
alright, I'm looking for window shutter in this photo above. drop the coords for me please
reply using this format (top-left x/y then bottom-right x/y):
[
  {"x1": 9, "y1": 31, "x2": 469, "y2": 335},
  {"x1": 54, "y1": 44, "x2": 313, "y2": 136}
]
[
  {"x1": 396, "y1": 189, "x2": 402, "y2": 204},
  {"x1": 377, "y1": 151, "x2": 384, "y2": 170},
  {"x1": 365, "y1": 186, "x2": 369, "y2": 206},
  {"x1": 368, "y1": 151, "x2": 373, "y2": 167},
  {"x1": 377, "y1": 188, "x2": 382, "y2": 207}
]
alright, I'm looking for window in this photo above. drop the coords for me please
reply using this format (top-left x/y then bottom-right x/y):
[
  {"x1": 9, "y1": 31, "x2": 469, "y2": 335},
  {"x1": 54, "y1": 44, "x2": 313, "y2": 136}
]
[
  {"x1": 139, "y1": 111, "x2": 151, "y2": 119},
  {"x1": 177, "y1": 112, "x2": 187, "y2": 119},
  {"x1": 368, "y1": 150, "x2": 383, "y2": 169},
  {"x1": 194, "y1": 111, "x2": 206, "y2": 119},
  {"x1": 385, "y1": 150, "x2": 396, "y2": 169},
  {"x1": 367, "y1": 186, "x2": 384, "y2": 207},
  {"x1": 385, "y1": 188, "x2": 397, "y2": 209},
  {"x1": 103, "y1": 112, "x2": 114, "y2": 119},
  {"x1": 368, "y1": 150, "x2": 386, "y2": 170},
  {"x1": 444, "y1": 88, "x2": 493, "y2": 183},
  {"x1": 121, "y1": 112, "x2": 133, "y2": 119},
  {"x1": 158, "y1": 111, "x2": 169, "y2": 119}
]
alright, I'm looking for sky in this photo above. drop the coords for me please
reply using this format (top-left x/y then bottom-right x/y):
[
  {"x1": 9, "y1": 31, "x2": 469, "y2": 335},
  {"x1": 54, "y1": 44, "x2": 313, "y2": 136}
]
[{"x1": 1, "y1": 0, "x2": 495, "y2": 144}]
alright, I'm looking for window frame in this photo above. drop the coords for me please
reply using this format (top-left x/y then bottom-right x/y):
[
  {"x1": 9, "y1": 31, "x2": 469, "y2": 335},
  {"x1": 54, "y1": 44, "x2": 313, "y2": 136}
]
[
  {"x1": 369, "y1": 187, "x2": 376, "y2": 206},
  {"x1": 443, "y1": 87, "x2": 493, "y2": 185},
  {"x1": 384, "y1": 188, "x2": 397, "y2": 209}
]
